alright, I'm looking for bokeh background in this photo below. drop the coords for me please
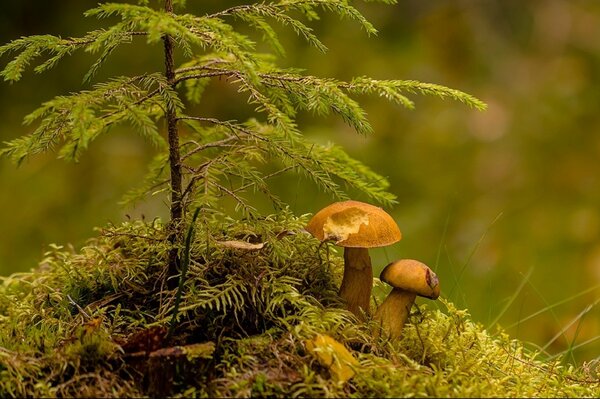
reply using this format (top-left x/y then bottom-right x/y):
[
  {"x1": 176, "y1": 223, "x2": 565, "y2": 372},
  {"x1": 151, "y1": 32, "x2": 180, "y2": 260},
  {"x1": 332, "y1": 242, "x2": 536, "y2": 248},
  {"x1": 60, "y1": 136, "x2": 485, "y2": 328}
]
[{"x1": 0, "y1": 0, "x2": 598, "y2": 363}]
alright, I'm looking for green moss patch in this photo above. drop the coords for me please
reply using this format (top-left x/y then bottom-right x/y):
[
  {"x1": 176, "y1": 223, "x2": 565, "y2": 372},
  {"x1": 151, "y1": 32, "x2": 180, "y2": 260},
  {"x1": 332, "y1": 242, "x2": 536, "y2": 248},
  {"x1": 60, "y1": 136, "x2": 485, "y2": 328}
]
[{"x1": 0, "y1": 212, "x2": 598, "y2": 397}]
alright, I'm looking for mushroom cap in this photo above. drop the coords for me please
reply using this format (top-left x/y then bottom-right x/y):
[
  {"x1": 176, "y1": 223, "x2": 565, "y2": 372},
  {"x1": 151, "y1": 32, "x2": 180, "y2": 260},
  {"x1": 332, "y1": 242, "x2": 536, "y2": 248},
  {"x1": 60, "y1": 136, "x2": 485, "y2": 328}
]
[
  {"x1": 380, "y1": 259, "x2": 440, "y2": 299},
  {"x1": 305, "y1": 200, "x2": 402, "y2": 248}
]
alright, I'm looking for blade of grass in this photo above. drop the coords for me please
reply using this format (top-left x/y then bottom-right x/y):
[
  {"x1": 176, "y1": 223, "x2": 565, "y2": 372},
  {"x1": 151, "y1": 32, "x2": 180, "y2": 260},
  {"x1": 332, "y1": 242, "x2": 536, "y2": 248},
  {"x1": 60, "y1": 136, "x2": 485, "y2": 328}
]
[
  {"x1": 506, "y1": 279, "x2": 600, "y2": 364},
  {"x1": 563, "y1": 311, "x2": 587, "y2": 365},
  {"x1": 488, "y1": 266, "x2": 534, "y2": 330},
  {"x1": 168, "y1": 207, "x2": 201, "y2": 340},
  {"x1": 434, "y1": 210, "x2": 452, "y2": 274},
  {"x1": 444, "y1": 245, "x2": 464, "y2": 307},
  {"x1": 504, "y1": 277, "x2": 588, "y2": 355},
  {"x1": 547, "y1": 335, "x2": 600, "y2": 361},
  {"x1": 447, "y1": 212, "x2": 503, "y2": 301},
  {"x1": 506, "y1": 283, "x2": 600, "y2": 329},
  {"x1": 541, "y1": 298, "x2": 600, "y2": 353}
]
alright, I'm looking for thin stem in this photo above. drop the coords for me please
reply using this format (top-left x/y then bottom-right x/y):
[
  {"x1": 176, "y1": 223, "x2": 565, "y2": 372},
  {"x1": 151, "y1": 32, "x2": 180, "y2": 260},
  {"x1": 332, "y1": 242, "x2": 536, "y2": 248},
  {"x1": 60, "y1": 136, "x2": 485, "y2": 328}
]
[
  {"x1": 167, "y1": 207, "x2": 200, "y2": 341},
  {"x1": 182, "y1": 137, "x2": 238, "y2": 161},
  {"x1": 232, "y1": 165, "x2": 294, "y2": 193},
  {"x1": 210, "y1": 181, "x2": 257, "y2": 215},
  {"x1": 65, "y1": 31, "x2": 148, "y2": 46},
  {"x1": 181, "y1": 155, "x2": 225, "y2": 200},
  {"x1": 164, "y1": 0, "x2": 183, "y2": 278},
  {"x1": 174, "y1": 59, "x2": 228, "y2": 74},
  {"x1": 174, "y1": 71, "x2": 233, "y2": 85}
]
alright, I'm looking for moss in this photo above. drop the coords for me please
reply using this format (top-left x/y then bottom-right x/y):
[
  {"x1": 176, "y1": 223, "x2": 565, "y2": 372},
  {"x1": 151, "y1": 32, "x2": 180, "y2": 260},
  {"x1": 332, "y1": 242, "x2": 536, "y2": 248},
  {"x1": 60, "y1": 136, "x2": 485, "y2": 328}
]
[{"x1": 0, "y1": 211, "x2": 598, "y2": 398}]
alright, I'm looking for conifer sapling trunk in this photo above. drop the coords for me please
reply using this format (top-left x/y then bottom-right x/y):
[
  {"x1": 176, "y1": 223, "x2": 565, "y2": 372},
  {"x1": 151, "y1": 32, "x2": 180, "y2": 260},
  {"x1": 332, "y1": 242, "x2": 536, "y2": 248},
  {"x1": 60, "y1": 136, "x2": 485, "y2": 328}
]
[{"x1": 162, "y1": 0, "x2": 183, "y2": 277}]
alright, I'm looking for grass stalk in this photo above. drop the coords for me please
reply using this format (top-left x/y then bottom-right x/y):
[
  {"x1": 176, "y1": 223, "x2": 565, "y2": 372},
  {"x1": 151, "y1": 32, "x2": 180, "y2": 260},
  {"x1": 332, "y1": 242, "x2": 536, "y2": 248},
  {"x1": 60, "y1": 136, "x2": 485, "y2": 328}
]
[{"x1": 168, "y1": 207, "x2": 201, "y2": 340}]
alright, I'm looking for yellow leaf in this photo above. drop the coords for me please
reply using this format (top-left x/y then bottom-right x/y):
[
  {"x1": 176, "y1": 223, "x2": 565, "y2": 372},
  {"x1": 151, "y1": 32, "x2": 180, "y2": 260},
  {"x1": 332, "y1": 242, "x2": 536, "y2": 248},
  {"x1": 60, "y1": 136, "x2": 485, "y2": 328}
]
[{"x1": 305, "y1": 334, "x2": 359, "y2": 383}]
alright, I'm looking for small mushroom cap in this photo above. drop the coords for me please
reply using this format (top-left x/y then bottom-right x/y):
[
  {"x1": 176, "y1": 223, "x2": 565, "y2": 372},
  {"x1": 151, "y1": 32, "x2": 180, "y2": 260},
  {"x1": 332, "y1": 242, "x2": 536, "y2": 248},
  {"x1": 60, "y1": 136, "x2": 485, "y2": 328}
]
[
  {"x1": 305, "y1": 200, "x2": 402, "y2": 248},
  {"x1": 380, "y1": 259, "x2": 440, "y2": 299}
]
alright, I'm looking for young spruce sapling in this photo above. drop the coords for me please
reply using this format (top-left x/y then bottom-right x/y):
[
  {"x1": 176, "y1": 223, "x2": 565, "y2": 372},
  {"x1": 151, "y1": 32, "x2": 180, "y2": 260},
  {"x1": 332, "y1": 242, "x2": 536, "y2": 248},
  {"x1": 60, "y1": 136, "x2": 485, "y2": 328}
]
[{"x1": 0, "y1": 0, "x2": 485, "y2": 278}]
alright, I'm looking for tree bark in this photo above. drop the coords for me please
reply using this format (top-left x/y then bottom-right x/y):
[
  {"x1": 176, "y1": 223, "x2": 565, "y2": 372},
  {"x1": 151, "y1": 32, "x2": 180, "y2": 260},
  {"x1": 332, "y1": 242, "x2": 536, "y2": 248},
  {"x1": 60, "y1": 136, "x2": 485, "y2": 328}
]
[{"x1": 163, "y1": 0, "x2": 183, "y2": 279}]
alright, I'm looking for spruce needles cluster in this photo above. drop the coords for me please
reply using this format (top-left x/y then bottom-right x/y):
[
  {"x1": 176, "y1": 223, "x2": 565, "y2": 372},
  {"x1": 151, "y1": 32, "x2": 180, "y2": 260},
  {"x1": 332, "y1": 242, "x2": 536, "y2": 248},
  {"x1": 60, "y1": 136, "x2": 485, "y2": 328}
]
[{"x1": 0, "y1": 0, "x2": 484, "y2": 225}]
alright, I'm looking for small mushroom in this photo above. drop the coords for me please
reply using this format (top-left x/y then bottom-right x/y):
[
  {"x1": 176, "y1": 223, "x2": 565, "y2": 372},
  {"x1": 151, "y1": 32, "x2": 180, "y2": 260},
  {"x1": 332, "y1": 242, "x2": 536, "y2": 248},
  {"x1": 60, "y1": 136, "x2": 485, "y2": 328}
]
[
  {"x1": 306, "y1": 200, "x2": 401, "y2": 319},
  {"x1": 374, "y1": 259, "x2": 440, "y2": 339}
]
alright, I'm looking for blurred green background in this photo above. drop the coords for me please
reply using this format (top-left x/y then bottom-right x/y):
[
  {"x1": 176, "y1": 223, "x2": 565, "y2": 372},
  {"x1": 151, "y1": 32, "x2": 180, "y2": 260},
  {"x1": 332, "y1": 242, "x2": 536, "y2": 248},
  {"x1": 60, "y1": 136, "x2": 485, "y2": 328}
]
[{"x1": 0, "y1": 1, "x2": 598, "y2": 363}]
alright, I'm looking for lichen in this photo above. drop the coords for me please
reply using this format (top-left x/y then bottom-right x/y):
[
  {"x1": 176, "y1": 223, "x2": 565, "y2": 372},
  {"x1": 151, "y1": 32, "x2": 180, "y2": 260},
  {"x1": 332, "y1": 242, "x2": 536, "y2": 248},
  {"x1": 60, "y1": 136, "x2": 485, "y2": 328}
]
[{"x1": 0, "y1": 211, "x2": 597, "y2": 398}]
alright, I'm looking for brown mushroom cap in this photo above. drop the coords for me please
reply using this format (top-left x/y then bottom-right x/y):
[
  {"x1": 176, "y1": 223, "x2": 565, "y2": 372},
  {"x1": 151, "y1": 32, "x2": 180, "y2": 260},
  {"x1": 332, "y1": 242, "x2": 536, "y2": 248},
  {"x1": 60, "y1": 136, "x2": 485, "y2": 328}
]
[
  {"x1": 305, "y1": 200, "x2": 402, "y2": 248},
  {"x1": 380, "y1": 259, "x2": 440, "y2": 299}
]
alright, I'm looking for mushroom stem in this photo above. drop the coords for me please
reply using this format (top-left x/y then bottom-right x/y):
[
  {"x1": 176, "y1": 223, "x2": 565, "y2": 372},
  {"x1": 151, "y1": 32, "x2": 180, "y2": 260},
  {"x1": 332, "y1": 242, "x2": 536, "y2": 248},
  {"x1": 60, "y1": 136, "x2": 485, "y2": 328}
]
[
  {"x1": 339, "y1": 247, "x2": 373, "y2": 319},
  {"x1": 373, "y1": 288, "x2": 416, "y2": 339}
]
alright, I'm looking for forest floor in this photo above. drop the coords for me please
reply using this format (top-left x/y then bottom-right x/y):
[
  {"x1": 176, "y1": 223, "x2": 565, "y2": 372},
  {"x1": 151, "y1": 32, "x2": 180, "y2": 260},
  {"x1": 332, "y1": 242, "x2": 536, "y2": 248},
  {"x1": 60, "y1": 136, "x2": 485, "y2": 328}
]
[{"x1": 0, "y1": 213, "x2": 598, "y2": 397}]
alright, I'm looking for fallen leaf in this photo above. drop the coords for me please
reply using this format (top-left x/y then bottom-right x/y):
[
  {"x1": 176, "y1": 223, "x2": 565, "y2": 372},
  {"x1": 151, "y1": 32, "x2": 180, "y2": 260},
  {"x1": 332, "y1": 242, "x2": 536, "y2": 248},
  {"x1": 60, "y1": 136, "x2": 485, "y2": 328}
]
[
  {"x1": 305, "y1": 334, "x2": 359, "y2": 383},
  {"x1": 216, "y1": 240, "x2": 265, "y2": 250}
]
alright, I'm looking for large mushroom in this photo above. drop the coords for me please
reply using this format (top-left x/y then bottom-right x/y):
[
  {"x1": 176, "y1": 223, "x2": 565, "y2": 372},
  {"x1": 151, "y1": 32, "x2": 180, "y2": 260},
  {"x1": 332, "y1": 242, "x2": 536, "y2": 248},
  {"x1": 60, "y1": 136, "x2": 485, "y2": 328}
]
[
  {"x1": 306, "y1": 200, "x2": 402, "y2": 319},
  {"x1": 374, "y1": 259, "x2": 440, "y2": 339}
]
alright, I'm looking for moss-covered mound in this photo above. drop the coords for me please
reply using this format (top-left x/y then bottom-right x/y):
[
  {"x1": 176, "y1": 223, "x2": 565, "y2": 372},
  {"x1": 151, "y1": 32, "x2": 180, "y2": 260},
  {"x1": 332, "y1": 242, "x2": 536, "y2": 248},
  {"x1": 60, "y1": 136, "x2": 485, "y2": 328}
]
[{"x1": 0, "y1": 213, "x2": 598, "y2": 398}]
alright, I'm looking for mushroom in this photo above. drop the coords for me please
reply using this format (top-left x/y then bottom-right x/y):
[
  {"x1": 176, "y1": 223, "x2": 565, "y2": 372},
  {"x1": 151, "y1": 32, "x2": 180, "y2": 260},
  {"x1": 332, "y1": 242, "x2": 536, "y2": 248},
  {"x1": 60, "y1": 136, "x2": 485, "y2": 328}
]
[
  {"x1": 306, "y1": 200, "x2": 402, "y2": 319},
  {"x1": 374, "y1": 259, "x2": 440, "y2": 339}
]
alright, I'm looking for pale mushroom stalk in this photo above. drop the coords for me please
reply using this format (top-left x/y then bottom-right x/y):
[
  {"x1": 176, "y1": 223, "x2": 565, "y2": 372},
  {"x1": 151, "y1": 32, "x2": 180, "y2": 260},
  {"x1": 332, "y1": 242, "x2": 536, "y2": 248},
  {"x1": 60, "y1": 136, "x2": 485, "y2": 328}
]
[
  {"x1": 339, "y1": 247, "x2": 373, "y2": 318},
  {"x1": 373, "y1": 289, "x2": 417, "y2": 339},
  {"x1": 374, "y1": 259, "x2": 440, "y2": 339}
]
